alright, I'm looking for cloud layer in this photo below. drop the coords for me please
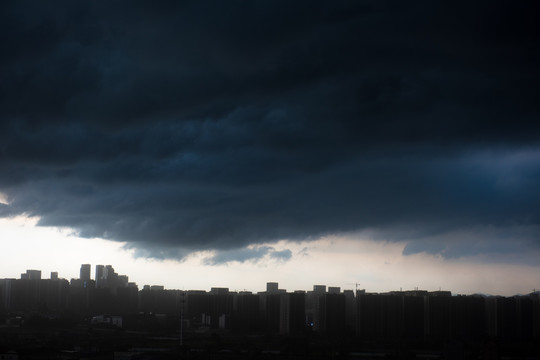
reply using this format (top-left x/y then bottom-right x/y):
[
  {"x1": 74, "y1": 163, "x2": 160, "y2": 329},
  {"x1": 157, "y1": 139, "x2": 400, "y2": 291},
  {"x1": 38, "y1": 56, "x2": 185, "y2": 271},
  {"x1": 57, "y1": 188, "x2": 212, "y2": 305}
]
[{"x1": 1, "y1": 2, "x2": 539, "y2": 260}]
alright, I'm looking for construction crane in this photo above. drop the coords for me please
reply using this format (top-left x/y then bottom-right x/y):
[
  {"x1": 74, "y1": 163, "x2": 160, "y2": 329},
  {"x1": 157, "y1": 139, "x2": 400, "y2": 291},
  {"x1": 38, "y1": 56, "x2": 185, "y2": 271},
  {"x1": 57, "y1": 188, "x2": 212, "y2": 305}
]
[{"x1": 345, "y1": 282, "x2": 361, "y2": 292}]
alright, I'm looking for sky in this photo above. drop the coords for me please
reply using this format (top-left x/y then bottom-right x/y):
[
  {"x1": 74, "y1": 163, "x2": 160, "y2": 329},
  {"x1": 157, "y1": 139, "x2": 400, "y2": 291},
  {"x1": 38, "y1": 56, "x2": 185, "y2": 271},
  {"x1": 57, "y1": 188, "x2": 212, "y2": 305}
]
[{"x1": 1, "y1": 1, "x2": 539, "y2": 296}]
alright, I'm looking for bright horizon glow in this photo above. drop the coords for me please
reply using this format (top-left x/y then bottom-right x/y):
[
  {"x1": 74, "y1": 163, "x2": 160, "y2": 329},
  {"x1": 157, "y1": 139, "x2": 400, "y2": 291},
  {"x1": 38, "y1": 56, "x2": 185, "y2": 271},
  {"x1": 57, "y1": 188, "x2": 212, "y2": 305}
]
[{"x1": 1, "y1": 215, "x2": 539, "y2": 296}]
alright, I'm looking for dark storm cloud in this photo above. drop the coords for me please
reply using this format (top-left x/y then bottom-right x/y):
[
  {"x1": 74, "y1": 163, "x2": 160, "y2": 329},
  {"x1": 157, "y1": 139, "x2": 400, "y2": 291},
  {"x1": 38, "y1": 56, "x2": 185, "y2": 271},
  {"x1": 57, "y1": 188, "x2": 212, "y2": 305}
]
[
  {"x1": 203, "y1": 246, "x2": 292, "y2": 265},
  {"x1": 1, "y1": 1, "x2": 539, "y2": 260}
]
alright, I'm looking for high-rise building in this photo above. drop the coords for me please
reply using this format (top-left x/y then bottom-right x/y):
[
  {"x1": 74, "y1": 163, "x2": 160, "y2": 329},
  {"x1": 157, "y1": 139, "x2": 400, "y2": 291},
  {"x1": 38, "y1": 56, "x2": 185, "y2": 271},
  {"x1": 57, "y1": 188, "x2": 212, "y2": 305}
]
[
  {"x1": 104, "y1": 265, "x2": 119, "y2": 288},
  {"x1": 104, "y1": 265, "x2": 115, "y2": 279},
  {"x1": 210, "y1": 287, "x2": 228, "y2": 295},
  {"x1": 118, "y1": 275, "x2": 128, "y2": 288},
  {"x1": 95, "y1": 265, "x2": 104, "y2": 287},
  {"x1": 22, "y1": 270, "x2": 41, "y2": 280},
  {"x1": 279, "y1": 292, "x2": 306, "y2": 335},
  {"x1": 80, "y1": 264, "x2": 91, "y2": 281},
  {"x1": 51, "y1": 272, "x2": 58, "y2": 280},
  {"x1": 267, "y1": 282, "x2": 279, "y2": 293},
  {"x1": 328, "y1": 287, "x2": 340, "y2": 294}
]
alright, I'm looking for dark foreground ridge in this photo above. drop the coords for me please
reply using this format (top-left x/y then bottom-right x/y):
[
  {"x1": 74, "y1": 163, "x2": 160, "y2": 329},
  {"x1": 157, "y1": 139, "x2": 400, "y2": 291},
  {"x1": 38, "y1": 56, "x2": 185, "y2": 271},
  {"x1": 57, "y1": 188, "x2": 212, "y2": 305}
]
[{"x1": 1, "y1": 265, "x2": 539, "y2": 359}]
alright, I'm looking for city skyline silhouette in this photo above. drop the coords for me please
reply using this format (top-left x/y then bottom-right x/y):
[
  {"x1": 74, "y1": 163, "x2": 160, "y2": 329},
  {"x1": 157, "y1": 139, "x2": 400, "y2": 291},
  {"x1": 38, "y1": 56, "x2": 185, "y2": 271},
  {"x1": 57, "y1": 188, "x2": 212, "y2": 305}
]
[{"x1": 1, "y1": 262, "x2": 539, "y2": 358}]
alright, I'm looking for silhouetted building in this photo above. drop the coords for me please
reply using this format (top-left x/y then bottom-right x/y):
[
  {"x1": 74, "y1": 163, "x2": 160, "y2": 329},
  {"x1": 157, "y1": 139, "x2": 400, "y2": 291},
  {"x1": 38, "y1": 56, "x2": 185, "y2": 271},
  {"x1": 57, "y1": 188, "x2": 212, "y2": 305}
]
[
  {"x1": 93, "y1": 265, "x2": 129, "y2": 293},
  {"x1": 208, "y1": 292, "x2": 234, "y2": 328},
  {"x1": 80, "y1": 264, "x2": 91, "y2": 281},
  {"x1": 319, "y1": 293, "x2": 346, "y2": 335},
  {"x1": 67, "y1": 278, "x2": 93, "y2": 316},
  {"x1": 493, "y1": 295, "x2": 536, "y2": 341},
  {"x1": 232, "y1": 293, "x2": 261, "y2": 332},
  {"x1": 425, "y1": 293, "x2": 452, "y2": 341},
  {"x1": 328, "y1": 287, "x2": 340, "y2": 294},
  {"x1": 267, "y1": 282, "x2": 279, "y2": 293},
  {"x1": 266, "y1": 294, "x2": 281, "y2": 333},
  {"x1": 21, "y1": 269, "x2": 41, "y2": 280},
  {"x1": 210, "y1": 287, "x2": 229, "y2": 295},
  {"x1": 186, "y1": 290, "x2": 209, "y2": 327},
  {"x1": 117, "y1": 285, "x2": 139, "y2": 314},
  {"x1": 118, "y1": 275, "x2": 129, "y2": 287},
  {"x1": 2, "y1": 278, "x2": 69, "y2": 313},
  {"x1": 280, "y1": 292, "x2": 306, "y2": 335},
  {"x1": 403, "y1": 294, "x2": 425, "y2": 340},
  {"x1": 532, "y1": 294, "x2": 540, "y2": 340},
  {"x1": 0, "y1": 279, "x2": 12, "y2": 315},
  {"x1": 139, "y1": 286, "x2": 183, "y2": 316},
  {"x1": 103, "y1": 265, "x2": 118, "y2": 289},
  {"x1": 308, "y1": 285, "x2": 327, "y2": 331},
  {"x1": 450, "y1": 295, "x2": 486, "y2": 340},
  {"x1": 344, "y1": 289, "x2": 356, "y2": 330},
  {"x1": 70, "y1": 278, "x2": 83, "y2": 288},
  {"x1": 95, "y1": 265, "x2": 104, "y2": 287},
  {"x1": 357, "y1": 293, "x2": 404, "y2": 339}
]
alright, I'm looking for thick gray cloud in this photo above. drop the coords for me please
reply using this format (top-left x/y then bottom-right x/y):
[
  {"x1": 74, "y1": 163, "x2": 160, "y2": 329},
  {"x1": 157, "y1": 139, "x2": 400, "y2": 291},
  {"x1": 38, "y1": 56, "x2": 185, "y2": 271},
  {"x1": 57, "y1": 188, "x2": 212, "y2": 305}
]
[
  {"x1": 203, "y1": 246, "x2": 292, "y2": 265},
  {"x1": 1, "y1": 1, "x2": 539, "y2": 260}
]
